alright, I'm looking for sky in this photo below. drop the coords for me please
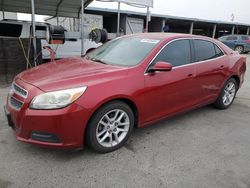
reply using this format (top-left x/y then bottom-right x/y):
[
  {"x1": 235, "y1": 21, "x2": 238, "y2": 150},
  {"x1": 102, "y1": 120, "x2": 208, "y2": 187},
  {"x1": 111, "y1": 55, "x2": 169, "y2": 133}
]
[{"x1": 18, "y1": 0, "x2": 250, "y2": 24}]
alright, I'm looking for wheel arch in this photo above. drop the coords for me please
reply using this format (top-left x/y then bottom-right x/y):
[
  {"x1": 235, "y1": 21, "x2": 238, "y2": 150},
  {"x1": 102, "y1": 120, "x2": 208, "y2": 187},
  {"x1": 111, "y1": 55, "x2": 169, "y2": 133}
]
[
  {"x1": 92, "y1": 98, "x2": 139, "y2": 127},
  {"x1": 230, "y1": 75, "x2": 240, "y2": 90},
  {"x1": 117, "y1": 98, "x2": 139, "y2": 128},
  {"x1": 218, "y1": 74, "x2": 241, "y2": 97}
]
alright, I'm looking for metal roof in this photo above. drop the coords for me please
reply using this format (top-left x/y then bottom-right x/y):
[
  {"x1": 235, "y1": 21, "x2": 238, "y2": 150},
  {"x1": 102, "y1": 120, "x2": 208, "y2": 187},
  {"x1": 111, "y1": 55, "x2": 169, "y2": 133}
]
[
  {"x1": 85, "y1": 7, "x2": 250, "y2": 27},
  {"x1": 0, "y1": 0, "x2": 94, "y2": 17}
]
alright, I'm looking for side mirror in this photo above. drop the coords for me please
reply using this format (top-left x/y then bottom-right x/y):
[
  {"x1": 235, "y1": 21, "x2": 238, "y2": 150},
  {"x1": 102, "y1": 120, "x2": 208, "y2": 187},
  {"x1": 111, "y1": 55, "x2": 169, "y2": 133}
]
[{"x1": 148, "y1": 61, "x2": 173, "y2": 72}]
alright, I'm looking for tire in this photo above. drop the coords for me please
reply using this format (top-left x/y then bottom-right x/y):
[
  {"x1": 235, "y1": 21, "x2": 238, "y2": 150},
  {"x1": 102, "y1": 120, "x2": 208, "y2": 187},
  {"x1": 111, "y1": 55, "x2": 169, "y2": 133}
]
[
  {"x1": 235, "y1": 45, "x2": 244, "y2": 54},
  {"x1": 214, "y1": 78, "x2": 238, "y2": 109},
  {"x1": 86, "y1": 101, "x2": 134, "y2": 153}
]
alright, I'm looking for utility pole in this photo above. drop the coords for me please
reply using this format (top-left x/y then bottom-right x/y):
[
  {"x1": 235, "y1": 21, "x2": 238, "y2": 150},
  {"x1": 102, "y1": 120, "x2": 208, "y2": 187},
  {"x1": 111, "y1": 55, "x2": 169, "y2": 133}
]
[
  {"x1": 190, "y1": 22, "x2": 194, "y2": 34},
  {"x1": 212, "y1": 24, "x2": 217, "y2": 38}
]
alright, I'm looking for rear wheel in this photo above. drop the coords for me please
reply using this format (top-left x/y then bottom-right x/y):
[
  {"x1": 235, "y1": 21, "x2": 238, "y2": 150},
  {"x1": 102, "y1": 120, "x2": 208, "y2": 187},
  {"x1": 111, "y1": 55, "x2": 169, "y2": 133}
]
[
  {"x1": 235, "y1": 45, "x2": 244, "y2": 54},
  {"x1": 214, "y1": 78, "x2": 238, "y2": 109},
  {"x1": 86, "y1": 101, "x2": 134, "y2": 153}
]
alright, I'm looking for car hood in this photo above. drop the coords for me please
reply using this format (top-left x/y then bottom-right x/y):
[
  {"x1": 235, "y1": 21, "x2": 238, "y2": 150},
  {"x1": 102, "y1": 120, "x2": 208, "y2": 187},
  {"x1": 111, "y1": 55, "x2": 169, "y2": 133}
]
[{"x1": 17, "y1": 57, "x2": 128, "y2": 91}]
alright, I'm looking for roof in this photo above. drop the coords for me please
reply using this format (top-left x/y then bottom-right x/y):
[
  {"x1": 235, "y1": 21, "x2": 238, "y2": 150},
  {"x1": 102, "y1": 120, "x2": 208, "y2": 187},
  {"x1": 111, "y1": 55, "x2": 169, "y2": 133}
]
[
  {"x1": 120, "y1": 32, "x2": 198, "y2": 41},
  {"x1": 0, "y1": 0, "x2": 94, "y2": 18},
  {"x1": 120, "y1": 33, "x2": 229, "y2": 45}
]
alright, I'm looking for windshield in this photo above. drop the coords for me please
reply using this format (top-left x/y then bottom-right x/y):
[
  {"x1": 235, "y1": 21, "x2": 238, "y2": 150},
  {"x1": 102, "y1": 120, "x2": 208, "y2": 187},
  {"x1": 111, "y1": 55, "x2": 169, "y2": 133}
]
[{"x1": 86, "y1": 37, "x2": 160, "y2": 66}]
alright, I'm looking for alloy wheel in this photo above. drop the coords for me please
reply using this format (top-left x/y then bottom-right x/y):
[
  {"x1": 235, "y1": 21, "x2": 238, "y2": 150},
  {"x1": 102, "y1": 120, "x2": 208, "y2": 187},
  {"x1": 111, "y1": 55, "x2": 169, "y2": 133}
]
[
  {"x1": 235, "y1": 46, "x2": 244, "y2": 54},
  {"x1": 222, "y1": 81, "x2": 236, "y2": 106},
  {"x1": 96, "y1": 109, "x2": 130, "y2": 148}
]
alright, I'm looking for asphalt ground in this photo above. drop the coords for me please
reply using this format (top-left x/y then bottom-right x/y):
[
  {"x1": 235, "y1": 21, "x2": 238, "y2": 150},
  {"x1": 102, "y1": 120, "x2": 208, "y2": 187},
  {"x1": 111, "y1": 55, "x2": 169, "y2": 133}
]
[{"x1": 0, "y1": 55, "x2": 249, "y2": 188}]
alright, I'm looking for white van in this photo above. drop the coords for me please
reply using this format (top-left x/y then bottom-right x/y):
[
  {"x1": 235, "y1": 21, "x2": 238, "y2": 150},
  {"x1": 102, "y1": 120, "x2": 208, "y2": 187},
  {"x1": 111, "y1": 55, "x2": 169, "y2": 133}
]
[{"x1": 0, "y1": 20, "x2": 100, "y2": 60}]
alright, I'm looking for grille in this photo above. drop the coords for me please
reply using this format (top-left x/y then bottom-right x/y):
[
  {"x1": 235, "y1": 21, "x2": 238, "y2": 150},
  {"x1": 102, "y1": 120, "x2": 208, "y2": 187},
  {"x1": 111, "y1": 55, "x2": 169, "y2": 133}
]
[
  {"x1": 13, "y1": 83, "x2": 28, "y2": 98},
  {"x1": 10, "y1": 96, "x2": 23, "y2": 110}
]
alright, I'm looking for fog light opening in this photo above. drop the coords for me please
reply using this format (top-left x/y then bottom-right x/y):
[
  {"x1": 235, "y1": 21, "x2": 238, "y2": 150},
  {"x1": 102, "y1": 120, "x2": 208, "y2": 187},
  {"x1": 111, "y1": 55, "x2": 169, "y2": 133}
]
[{"x1": 31, "y1": 131, "x2": 61, "y2": 143}]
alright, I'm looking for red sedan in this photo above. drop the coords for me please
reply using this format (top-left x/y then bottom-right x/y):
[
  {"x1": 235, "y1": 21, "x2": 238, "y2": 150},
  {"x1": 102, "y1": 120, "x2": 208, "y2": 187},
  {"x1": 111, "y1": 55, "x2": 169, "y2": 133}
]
[{"x1": 4, "y1": 33, "x2": 246, "y2": 153}]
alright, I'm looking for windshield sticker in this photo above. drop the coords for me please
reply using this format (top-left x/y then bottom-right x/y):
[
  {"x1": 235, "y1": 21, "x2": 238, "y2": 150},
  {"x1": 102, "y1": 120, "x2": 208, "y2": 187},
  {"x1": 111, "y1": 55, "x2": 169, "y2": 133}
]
[{"x1": 140, "y1": 39, "x2": 160, "y2": 44}]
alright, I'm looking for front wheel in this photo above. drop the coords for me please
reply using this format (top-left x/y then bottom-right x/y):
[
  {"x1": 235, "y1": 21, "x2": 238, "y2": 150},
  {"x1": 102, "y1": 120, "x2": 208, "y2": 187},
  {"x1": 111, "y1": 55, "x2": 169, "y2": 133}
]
[
  {"x1": 86, "y1": 101, "x2": 134, "y2": 153},
  {"x1": 214, "y1": 78, "x2": 238, "y2": 109}
]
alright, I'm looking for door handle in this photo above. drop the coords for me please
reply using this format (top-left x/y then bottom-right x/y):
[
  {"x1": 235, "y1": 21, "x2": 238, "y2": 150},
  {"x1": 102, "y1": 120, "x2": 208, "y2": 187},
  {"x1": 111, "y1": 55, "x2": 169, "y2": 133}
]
[{"x1": 187, "y1": 73, "x2": 193, "y2": 77}]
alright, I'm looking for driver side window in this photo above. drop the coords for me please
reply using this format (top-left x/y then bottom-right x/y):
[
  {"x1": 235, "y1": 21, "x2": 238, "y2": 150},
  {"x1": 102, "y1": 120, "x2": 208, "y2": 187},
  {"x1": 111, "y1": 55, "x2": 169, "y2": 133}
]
[{"x1": 152, "y1": 39, "x2": 191, "y2": 67}]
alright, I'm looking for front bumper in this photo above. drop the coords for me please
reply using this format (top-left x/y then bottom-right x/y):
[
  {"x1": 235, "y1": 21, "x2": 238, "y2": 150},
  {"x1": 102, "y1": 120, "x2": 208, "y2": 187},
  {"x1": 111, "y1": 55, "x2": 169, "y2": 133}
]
[
  {"x1": 4, "y1": 106, "x2": 14, "y2": 128},
  {"x1": 5, "y1": 79, "x2": 92, "y2": 150},
  {"x1": 5, "y1": 103, "x2": 92, "y2": 149}
]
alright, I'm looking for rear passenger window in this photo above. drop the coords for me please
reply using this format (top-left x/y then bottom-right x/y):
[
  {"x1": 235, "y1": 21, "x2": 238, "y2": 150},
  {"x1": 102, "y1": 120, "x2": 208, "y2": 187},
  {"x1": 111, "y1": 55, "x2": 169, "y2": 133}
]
[
  {"x1": 194, "y1": 40, "x2": 222, "y2": 62},
  {"x1": 152, "y1": 39, "x2": 191, "y2": 67},
  {"x1": 226, "y1": 36, "x2": 237, "y2": 40},
  {"x1": 214, "y1": 45, "x2": 224, "y2": 57},
  {"x1": 218, "y1": 36, "x2": 226, "y2": 41},
  {"x1": 241, "y1": 36, "x2": 249, "y2": 40}
]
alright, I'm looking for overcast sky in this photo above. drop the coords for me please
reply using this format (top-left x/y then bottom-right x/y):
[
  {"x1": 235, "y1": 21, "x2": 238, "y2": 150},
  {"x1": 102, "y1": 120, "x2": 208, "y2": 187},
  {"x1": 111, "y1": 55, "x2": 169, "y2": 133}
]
[{"x1": 18, "y1": 0, "x2": 249, "y2": 24}]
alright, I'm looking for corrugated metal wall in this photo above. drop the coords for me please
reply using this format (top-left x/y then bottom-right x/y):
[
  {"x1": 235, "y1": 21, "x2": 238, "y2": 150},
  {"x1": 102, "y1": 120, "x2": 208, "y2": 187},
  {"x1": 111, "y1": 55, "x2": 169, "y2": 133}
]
[{"x1": 0, "y1": 38, "x2": 42, "y2": 86}]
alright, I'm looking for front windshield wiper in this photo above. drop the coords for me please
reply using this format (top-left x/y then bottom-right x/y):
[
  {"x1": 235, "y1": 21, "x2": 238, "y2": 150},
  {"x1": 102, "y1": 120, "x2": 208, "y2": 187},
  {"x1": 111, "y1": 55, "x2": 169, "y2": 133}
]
[{"x1": 90, "y1": 58, "x2": 108, "y2": 65}]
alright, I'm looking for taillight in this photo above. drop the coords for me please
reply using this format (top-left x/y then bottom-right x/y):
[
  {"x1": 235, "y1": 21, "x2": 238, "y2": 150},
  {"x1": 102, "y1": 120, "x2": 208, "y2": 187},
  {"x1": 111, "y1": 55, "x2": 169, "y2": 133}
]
[{"x1": 245, "y1": 39, "x2": 250, "y2": 44}]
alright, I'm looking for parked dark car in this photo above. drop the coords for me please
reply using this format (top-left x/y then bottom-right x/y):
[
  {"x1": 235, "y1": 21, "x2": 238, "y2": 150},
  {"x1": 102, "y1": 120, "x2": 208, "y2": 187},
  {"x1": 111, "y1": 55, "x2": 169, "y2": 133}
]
[{"x1": 218, "y1": 34, "x2": 250, "y2": 54}]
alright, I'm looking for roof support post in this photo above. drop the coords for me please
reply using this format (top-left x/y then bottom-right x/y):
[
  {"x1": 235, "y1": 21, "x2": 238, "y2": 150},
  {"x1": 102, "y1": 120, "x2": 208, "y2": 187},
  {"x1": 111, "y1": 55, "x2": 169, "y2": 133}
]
[
  {"x1": 189, "y1": 22, "x2": 194, "y2": 34},
  {"x1": 145, "y1": 6, "x2": 150, "y2": 32},
  {"x1": 117, "y1": 1, "x2": 121, "y2": 37},
  {"x1": 246, "y1": 27, "x2": 249, "y2": 35},
  {"x1": 212, "y1": 24, "x2": 217, "y2": 38},
  {"x1": 162, "y1": 19, "x2": 166, "y2": 32},
  {"x1": 31, "y1": 0, "x2": 37, "y2": 66},
  {"x1": 231, "y1": 25, "x2": 235, "y2": 34},
  {"x1": 2, "y1": 11, "x2": 5, "y2": 19},
  {"x1": 81, "y1": 0, "x2": 85, "y2": 56}
]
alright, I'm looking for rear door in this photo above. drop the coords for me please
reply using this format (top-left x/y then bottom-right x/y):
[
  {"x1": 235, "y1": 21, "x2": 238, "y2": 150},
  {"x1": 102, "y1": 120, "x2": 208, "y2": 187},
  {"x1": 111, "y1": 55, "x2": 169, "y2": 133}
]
[
  {"x1": 224, "y1": 35, "x2": 238, "y2": 49},
  {"x1": 193, "y1": 39, "x2": 228, "y2": 103},
  {"x1": 143, "y1": 39, "x2": 198, "y2": 123}
]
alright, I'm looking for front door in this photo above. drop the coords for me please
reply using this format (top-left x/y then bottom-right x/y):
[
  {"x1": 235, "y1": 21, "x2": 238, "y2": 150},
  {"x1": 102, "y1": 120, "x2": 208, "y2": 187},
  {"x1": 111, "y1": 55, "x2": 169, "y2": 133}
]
[{"x1": 143, "y1": 39, "x2": 198, "y2": 123}]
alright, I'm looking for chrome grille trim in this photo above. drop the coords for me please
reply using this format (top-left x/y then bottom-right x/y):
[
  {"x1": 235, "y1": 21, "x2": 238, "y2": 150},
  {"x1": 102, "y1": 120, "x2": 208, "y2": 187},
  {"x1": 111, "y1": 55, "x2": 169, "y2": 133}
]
[{"x1": 12, "y1": 82, "x2": 28, "y2": 99}]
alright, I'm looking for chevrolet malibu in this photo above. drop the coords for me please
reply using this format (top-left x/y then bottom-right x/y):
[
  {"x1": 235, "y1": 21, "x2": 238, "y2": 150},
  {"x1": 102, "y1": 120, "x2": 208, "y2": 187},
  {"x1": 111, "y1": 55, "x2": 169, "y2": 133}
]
[{"x1": 4, "y1": 33, "x2": 246, "y2": 153}]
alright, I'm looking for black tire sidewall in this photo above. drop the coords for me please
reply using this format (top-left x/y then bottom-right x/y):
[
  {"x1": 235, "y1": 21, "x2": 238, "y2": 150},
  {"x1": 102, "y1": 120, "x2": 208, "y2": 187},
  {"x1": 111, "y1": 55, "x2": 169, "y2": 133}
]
[{"x1": 86, "y1": 101, "x2": 134, "y2": 153}]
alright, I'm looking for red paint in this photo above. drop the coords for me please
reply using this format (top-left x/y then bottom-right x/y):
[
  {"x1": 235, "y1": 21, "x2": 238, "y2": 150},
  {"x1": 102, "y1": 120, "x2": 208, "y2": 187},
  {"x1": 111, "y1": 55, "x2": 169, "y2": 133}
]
[
  {"x1": 152, "y1": 61, "x2": 173, "y2": 71},
  {"x1": 5, "y1": 33, "x2": 246, "y2": 149},
  {"x1": 246, "y1": 39, "x2": 250, "y2": 44}
]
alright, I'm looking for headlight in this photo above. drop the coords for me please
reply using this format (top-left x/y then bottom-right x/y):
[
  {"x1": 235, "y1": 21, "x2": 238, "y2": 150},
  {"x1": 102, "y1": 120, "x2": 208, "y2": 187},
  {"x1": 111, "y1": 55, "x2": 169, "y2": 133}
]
[{"x1": 30, "y1": 86, "x2": 87, "y2": 110}]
